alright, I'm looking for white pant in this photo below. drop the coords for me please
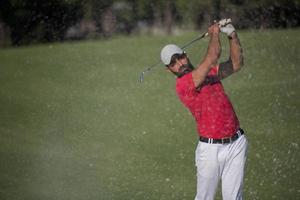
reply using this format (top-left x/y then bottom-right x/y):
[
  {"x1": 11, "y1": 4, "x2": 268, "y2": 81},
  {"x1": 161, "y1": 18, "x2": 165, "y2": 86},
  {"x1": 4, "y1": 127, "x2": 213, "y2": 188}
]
[{"x1": 194, "y1": 135, "x2": 248, "y2": 200}]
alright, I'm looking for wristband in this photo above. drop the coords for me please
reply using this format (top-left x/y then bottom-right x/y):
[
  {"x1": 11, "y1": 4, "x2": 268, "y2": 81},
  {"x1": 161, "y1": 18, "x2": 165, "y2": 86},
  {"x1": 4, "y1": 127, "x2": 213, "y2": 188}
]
[{"x1": 228, "y1": 31, "x2": 237, "y2": 40}]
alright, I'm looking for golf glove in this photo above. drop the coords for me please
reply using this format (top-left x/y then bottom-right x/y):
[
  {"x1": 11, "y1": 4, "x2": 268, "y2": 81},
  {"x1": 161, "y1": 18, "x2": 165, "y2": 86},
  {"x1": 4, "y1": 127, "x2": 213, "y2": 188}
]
[
  {"x1": 220, "y1": 23, "x2": 235, "y2": 36},
  {"x1": 218, "y1": 18, "x2": 231, "y2": 27}
]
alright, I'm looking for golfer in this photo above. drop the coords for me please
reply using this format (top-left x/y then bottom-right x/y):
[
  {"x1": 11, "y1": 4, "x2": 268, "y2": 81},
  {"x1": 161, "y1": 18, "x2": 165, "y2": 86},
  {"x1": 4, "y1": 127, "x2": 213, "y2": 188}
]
[{"x1": 160, "y1": 20, "x2": 248, "y2": 200}]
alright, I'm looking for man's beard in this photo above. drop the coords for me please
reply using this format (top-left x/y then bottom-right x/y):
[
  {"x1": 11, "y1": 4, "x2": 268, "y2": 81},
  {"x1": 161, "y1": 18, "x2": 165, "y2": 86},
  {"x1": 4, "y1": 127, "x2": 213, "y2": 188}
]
[{"x1": 173, "y1": 62, "x2": 194, "y2": 78}]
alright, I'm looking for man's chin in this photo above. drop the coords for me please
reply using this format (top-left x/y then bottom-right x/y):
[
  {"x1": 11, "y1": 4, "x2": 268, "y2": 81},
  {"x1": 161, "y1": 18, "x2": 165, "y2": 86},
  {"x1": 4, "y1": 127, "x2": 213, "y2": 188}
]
[
  {"x1": 175, "y1": 69, "x2": 192, "y2": 78},
  {"x1": 179, "y1": 64, "x2": 194, "y2": 75},
  {"x1": 180, "y1": 67, "x2": 192, "y2": 73}
]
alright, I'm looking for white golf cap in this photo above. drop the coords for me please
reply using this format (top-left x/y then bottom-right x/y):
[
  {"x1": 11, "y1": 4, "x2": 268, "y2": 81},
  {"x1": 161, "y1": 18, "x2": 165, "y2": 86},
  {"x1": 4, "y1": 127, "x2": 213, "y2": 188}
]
[{"x1": 160, "y1": 44, "x2": 184, "y2": 65}]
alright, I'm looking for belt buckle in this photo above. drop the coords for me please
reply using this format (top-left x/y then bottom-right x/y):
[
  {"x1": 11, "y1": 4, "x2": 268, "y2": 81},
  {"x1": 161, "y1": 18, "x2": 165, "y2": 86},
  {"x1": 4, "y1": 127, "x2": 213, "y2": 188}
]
[{"x1": 221, "y1": 137, "x2": 231, "y2": 144}]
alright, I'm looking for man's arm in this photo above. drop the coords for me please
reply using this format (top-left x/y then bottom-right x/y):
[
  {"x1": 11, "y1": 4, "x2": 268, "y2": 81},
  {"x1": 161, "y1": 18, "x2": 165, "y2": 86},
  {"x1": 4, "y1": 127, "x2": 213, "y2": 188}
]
[
  {"x1": 192, "y1": 24, "x2": 221, "y2": 88},
  {"x1": 218, "y1": 31, "x2": 244, "y2": 79}
]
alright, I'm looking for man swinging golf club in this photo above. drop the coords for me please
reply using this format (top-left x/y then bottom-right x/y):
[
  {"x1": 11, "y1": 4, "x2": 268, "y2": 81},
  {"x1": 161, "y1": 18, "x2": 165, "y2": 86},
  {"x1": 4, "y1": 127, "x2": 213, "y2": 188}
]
[{"x1": 160, "y1": 19, "x2": 248, "y2": 200}]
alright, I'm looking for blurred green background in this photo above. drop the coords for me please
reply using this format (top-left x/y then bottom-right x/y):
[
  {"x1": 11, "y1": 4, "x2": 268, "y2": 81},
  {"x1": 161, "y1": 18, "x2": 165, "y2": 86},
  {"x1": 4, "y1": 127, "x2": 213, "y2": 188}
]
[{"x1": 0, "y1": 29, "x2": 299, "y2": 199}]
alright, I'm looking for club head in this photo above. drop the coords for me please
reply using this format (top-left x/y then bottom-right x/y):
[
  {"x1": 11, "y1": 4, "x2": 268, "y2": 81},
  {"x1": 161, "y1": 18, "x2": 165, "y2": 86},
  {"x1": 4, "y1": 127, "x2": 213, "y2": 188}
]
[
  {"x1": 139, "y1": 71, "x2": 145, "y2": 83},
  {"x1": 138, "y1": 63, "x2": 161, "y2": 83}
]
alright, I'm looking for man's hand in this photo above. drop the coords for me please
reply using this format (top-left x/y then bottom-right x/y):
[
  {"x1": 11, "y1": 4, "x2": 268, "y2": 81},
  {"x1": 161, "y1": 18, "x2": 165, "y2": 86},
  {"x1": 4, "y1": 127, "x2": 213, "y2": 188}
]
[
  {"x1": 218, "y1": 18, "x2": 243, "y2": 80},
  {"x1": 208, "y1": 22, "x2": 220, "y2": 36}
]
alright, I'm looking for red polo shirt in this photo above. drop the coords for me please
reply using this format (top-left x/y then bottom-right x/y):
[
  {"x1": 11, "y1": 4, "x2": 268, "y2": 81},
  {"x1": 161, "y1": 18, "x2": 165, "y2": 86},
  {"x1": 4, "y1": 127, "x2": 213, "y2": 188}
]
[{"x1": 176, "y1": 66, "x2": 240, "y2": 139}]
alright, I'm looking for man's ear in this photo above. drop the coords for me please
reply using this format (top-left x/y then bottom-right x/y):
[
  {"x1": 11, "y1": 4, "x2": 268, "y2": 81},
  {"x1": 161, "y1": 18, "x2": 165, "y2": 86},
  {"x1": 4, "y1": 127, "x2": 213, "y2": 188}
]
[{"x1": 165, "y1": 67, "x2": 172, "y2": 73}]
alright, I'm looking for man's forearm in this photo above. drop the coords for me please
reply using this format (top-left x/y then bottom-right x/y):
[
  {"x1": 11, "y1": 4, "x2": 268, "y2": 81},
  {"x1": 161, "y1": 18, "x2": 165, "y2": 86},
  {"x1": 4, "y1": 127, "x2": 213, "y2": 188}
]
[
  {"x1": 229, "y1": 32, "x2": 243, "y2": 71},
  {"x1": 192, "y1": 24, "x2": 221, "y2": 88},
  {"x1": 205, "y1": 33, "x2": 221, "y2": 66}
]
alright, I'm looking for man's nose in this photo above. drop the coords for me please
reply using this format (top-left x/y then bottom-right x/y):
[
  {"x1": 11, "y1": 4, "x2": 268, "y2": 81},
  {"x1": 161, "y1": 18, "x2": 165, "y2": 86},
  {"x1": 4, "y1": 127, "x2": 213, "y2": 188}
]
[{"x1": 176, "y1": 59, "x2": 183, "y2": 66}]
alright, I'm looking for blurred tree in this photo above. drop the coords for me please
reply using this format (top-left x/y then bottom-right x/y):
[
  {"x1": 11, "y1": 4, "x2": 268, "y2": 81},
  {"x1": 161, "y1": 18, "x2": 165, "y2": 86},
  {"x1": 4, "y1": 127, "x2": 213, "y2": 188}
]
[
  {"x1": 0, "y1": 19, "x2": 10, "y2": 46},
  {"x1": 176, "y1": 0, "x2": 211, "y2": 29},
  {"x1": 211, "y1": 0, "x2": 221, "y2": 20},
  {"x1": 239, "y1": 0, "x2": 300, "y2": 29},
  {"x1": 134, "y1": 0, "x2": 178, "y2": 34},
  {"x1": 89, "y1": 0, "x2": 113, "y2": 36},
  {"x1": 87, "y1": 0, "x2": 136, "y2": 36},
  {"x1": 112, "y1": 1, "x2": 137, "y2": 34},
  {"x1": 0, "y1": 0, "x2": 84, "y2": 45},
  {"x1": 163, "y1": 0, "x2": 175, "y2": 34},
  {"x1": 135, "y1": 0, "x2": 164, "y2": 32}
]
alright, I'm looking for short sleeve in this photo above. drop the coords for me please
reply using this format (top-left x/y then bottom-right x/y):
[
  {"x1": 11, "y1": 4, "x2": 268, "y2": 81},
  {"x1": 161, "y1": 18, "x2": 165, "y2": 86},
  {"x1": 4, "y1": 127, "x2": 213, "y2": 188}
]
[{"x1": 209, "y1": 65, "x2": 219, "y2": 76}]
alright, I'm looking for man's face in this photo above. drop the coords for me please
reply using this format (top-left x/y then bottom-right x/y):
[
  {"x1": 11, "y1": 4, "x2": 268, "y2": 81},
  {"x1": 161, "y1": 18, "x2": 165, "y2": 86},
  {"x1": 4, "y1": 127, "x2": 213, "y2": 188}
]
[{"x1": 166, "y1": 53, "x2": 194, "y2": 77}]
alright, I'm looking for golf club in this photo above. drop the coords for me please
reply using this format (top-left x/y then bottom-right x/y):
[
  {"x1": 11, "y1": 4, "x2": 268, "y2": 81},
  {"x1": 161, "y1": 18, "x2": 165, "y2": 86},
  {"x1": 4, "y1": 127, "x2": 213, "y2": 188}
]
[{"x1": 138, "y1": 18, "x2": 231, "y2": 83}]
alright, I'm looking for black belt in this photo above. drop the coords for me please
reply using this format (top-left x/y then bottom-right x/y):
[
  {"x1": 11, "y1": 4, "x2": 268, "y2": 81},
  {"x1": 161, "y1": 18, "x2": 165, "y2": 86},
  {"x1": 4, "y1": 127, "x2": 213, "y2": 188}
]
[{"x1": 199, "y1": 128, "x2": 244, "y2": 144}]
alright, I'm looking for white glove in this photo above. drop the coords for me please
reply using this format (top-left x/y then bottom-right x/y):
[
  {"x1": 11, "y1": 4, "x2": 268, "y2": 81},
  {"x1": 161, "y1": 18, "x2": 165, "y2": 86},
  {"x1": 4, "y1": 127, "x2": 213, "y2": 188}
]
[
  {"x1": 218, "y1": 18, "x2": 231, "y2": 27},
  {"x1": 220, "y1": 24, "x2": 235, "y2": 36},
  {"x1": 219, "y1": 19, "x2": 235, "y2": 36}
]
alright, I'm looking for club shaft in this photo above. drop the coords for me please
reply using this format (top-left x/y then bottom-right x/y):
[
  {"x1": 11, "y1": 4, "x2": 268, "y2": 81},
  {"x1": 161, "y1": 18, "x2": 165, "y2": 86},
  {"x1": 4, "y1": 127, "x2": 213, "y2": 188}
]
[
  {"x1": 180, "y1": 32, "x2": 208, "y2": 50},
  {"x1": 139, "y1": 31, "x2": 209, "y2": 82},
  {"x1": 142, "y1": 32, "x2": 208, "y2": 72}
]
